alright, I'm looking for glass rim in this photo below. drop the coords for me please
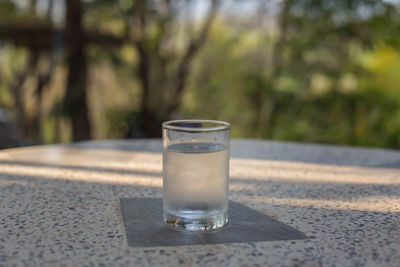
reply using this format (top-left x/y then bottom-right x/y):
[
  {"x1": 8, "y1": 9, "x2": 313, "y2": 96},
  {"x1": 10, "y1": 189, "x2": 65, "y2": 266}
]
[{"x1": 162, "y1": 119, "x2": 230, "y2": 132}]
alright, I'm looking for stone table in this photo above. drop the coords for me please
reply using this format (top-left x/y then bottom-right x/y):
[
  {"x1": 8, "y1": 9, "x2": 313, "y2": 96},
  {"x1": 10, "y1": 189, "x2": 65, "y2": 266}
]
[{"x1": 0, "y1": 139, "x2": 399, "y2": 266}]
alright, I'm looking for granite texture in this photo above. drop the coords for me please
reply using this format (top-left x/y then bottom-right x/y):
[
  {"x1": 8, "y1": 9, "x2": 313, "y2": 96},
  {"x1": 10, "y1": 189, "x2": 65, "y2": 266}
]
[
  {"x1": 0, "y1": 139, "x2": 399, "y2": 266},
  {"x1": 120, "y1": 198, "x2": 306, "y2": 247}
]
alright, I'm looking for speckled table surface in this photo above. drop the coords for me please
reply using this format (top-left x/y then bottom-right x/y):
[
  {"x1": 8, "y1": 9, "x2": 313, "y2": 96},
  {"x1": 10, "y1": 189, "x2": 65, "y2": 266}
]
[{"x1": 0, "y1": 139, "x2": 399, "y2": 266}]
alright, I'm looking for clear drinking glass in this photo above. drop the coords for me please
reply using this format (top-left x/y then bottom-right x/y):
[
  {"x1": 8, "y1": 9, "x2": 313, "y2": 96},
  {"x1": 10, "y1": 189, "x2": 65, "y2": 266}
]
[{"x1": 162, "y1": 120, "x2": 230, "y2": 230}]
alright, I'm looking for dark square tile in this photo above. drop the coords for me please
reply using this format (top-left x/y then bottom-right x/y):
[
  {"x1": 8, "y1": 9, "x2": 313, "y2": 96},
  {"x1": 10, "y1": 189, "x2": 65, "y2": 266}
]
[{"x1": 120, "y1": 198, "x2": 307, "y2": 247}]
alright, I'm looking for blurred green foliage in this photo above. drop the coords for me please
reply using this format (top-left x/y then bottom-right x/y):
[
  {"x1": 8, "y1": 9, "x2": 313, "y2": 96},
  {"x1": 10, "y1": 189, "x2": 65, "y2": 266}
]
[
  {"x1": 181, "y1": 0, "x2": 400, "y2": 148},
  {"x1": 1, "y1": 0, "x2": 400, "y2": 148}
]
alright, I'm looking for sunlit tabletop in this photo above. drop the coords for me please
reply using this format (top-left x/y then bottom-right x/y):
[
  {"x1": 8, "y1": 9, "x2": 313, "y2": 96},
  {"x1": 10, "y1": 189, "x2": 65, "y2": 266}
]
[{"x1": 0, "y1": 139, "x2": 399, "y2": 266}]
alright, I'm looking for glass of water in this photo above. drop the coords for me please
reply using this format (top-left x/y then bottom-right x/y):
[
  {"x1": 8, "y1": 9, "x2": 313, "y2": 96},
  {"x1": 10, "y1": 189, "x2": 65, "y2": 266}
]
[{"x1": 162, "y1": 120, "x2": 230, "y2": 231}]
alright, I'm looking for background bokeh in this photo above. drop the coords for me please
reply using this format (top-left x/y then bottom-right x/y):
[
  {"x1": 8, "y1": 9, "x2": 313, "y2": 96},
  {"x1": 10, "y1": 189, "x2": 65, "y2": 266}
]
[{"x1": 1, "y1": 0, "x2": 400, "y2": 148}]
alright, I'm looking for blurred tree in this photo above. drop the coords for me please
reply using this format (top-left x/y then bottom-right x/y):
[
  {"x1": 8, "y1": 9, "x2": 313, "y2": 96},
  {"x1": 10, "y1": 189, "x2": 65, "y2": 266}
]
[
  {"x1": 64, "y1": 0, "x2": 91, "y2": 141},
  {"x1": 182, "y1": 0, "x2": 400, "y2": 147},
  {"x1": 0, "y1": 0, "x2": 124, "y2": 142},
  {"x1": 265, "y1": 0, "x2": 400, "y2": 146},
  {"x1": 0, "y1": 0, "x2": 47, "y2": 144},
  {"x1": 1, "y1": 0, "x2": 400, "y2": 148},
  {"x1": 121, "y1": 0, "x2": 221, "y2": 137},
  {"x1": 0, "y1": 0, "x2": 220, "y2": 140}
]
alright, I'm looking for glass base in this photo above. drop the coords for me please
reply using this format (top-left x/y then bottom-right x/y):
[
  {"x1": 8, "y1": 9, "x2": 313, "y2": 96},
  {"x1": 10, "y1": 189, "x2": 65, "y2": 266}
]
[{"x1": 164, "y1": 211, "x2": 228, "y2": 231}]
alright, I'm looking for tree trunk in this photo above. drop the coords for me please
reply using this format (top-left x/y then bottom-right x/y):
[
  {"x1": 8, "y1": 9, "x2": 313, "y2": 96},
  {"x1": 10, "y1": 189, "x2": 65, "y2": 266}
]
[
  {"x1": 131, "y1": 0, "x2": 219, "y2": 138},
  {"x1": 64, "y1": 0, "x2": 91, "y2": 141}
]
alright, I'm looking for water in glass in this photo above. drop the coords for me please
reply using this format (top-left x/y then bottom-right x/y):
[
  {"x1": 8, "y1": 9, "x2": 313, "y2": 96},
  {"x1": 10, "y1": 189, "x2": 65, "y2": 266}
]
[{"x1": 163, "y1": 142, "x2": 229, "y2": 230}]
